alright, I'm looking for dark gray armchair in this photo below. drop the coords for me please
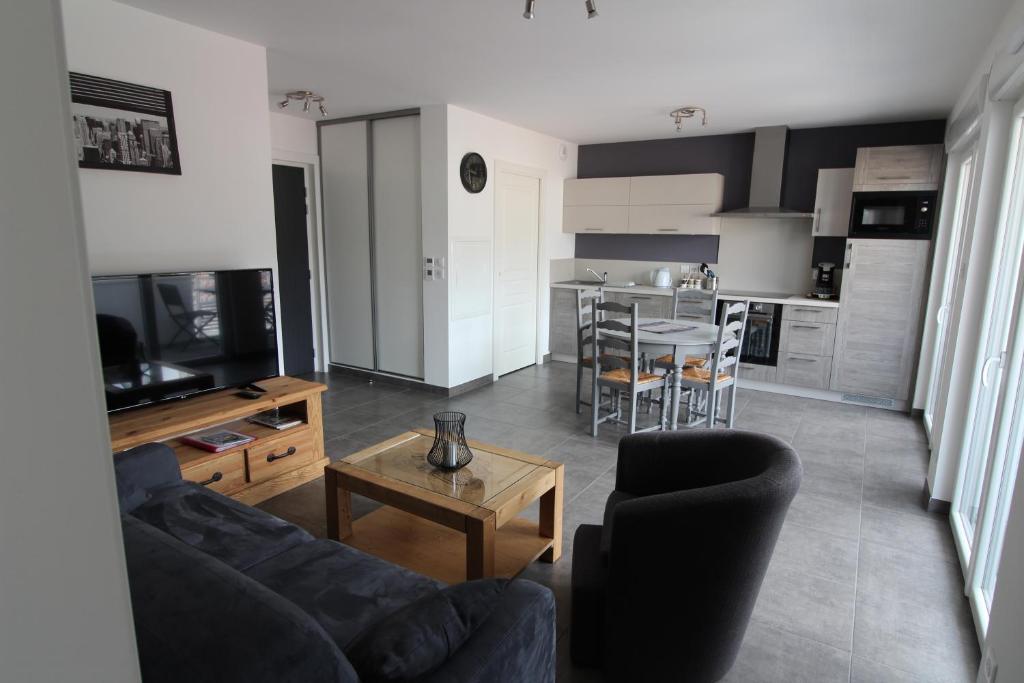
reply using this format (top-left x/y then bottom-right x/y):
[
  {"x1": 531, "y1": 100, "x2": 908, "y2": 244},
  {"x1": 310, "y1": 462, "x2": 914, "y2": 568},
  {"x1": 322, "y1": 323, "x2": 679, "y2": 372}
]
[{"x1": 570, "y1": 430, "x2": 802, "y2": 682}]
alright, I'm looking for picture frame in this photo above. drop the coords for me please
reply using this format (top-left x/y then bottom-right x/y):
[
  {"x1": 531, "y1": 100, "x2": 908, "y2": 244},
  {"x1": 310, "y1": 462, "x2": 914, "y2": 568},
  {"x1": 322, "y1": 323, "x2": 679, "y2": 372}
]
[{"x1": 69, "y1": 72, "x2": 182, "y2": 175}]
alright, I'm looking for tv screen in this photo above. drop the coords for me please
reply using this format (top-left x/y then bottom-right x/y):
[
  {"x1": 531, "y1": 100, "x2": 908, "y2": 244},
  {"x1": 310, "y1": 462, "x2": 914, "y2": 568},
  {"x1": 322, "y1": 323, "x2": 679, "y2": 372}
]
[{"x1": 92, "y1": 269, "x2": 279, "y2": 412}]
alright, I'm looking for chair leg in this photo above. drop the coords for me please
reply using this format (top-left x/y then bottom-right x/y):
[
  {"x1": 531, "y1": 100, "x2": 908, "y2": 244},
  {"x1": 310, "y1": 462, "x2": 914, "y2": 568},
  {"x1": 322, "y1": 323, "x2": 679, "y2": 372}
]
[
  {"x1": 576, "y1": 363, "x2": 583, "y2": 414},
  {"x1": 705, "y1": 386, "x2": 716, "y2": 428},
  {"x1": 659, "y1": 379, "x2": 670, "y2": 429},
  {"x1": 591, "y1": 379, "x2": 600, "y2": 438},
  {"x1": 628, "y1": 392, "x2": 638, "y2": 434},
  {"x1": 726, "y1": 384, "x2": 738, "y2": 428}
]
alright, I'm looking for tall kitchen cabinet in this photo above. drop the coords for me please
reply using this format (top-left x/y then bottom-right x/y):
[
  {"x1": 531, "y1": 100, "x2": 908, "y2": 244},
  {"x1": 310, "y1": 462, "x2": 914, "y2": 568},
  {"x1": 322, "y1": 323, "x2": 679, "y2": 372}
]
[
  {"x1": 830, "y1": 239, "x2": 930, "y2": 403},
  {"x1": 320, "y1": 114, "x2": 424, "y2": 379}
]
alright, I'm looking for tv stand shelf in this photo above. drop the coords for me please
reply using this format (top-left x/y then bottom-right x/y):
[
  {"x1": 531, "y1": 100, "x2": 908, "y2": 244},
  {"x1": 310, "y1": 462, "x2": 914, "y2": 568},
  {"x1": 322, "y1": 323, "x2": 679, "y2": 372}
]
[{"x1": 109, "y1": 376, "x2": 328, "y2": 505}]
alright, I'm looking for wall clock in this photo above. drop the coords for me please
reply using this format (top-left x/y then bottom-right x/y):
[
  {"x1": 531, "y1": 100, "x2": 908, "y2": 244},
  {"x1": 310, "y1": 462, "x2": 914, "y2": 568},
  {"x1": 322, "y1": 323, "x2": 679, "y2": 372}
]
[{"x1": 460, "y1": 152, "x2": 487, "y2": 194}]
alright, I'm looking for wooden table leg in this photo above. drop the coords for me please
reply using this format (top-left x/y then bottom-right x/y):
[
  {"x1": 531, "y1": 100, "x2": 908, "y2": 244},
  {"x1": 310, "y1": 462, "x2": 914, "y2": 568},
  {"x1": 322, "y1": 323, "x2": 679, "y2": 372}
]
[
  {"x1": 670, "y1": 361, "x2": 684, "y2": 430},
  {"x1": 539, "y1": 464, "x2": 564, "y2": 563},
  {"x1": 325, "y1": 467, "x2": 352, "y2": 541},
  {"x1": 466, "y1": 510, "x2": 496, "y2": 580}
]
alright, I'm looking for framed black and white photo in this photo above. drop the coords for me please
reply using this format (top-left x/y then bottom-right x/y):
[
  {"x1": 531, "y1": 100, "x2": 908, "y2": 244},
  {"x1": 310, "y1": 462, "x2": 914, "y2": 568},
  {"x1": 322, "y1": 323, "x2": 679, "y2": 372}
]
[{"x1": 69, "y1": 72, "x2": 181, "y2": 175}]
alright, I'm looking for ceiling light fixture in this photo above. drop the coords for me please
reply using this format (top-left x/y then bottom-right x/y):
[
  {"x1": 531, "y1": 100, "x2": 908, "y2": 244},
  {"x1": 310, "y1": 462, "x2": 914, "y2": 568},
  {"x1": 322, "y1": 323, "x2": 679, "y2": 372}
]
[
  {"x1": 522, "y1": 0, "x2": 598, "y2": 20},
  {"x1": 670, "y1": 106, "x2": 708, "y2": 132},
  {"x1": 523, "y1": 0, "x2": 535, "y2": 19},
  {"x1": 277, "y1": 90, "x2": 329, "y2": 117},
  {"x1": 585, "y1": 0, "x2": 599, "y2": 19}
]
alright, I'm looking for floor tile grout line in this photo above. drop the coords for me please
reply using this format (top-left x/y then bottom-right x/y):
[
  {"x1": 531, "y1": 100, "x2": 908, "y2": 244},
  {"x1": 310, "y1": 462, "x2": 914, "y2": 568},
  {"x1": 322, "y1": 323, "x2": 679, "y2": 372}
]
[{"x1": 848, "y1": 413, "x2": 868, "y2": 683}]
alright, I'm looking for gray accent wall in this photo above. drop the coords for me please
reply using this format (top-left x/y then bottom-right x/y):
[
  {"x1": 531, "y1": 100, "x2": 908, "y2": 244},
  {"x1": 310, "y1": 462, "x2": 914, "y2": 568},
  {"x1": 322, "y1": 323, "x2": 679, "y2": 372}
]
[{"x1": 575, "y1": 234, "x2": 719, "y2": 263}]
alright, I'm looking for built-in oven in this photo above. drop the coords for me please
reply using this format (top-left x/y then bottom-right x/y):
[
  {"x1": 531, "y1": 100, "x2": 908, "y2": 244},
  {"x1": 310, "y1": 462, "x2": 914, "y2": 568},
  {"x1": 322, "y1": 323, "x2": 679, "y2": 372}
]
[
  {"x1": 717, "y1": 301, "x2": 782, "y2": 366},
  {"x1": 849, "y1": 191, "x2": 936, "y2": 239}
]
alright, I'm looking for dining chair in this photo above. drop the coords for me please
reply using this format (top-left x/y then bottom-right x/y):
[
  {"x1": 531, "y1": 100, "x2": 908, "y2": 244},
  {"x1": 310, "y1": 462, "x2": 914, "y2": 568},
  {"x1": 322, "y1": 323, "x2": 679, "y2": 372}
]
[
  {"x1": 667, "y1": 299, "x2": 749, "y2": 428},
  {"x1": 654, "y1": 287, "x2": 720, "y2": 371},
  {"x1": 591, "y1": 302, "x2": 664, "y2": 436},
  {"x1": 576, "y1": 287, "x2": 605, "y2": 414}
]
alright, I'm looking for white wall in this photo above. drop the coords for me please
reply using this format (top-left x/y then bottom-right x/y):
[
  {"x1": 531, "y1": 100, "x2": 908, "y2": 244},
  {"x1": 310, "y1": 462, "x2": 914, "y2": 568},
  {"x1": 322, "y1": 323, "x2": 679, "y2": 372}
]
[
  {"x1": 0, "y1": 1, "x2": 139, "y2": 679},
  {"x1": 421, "y1": 105, "x2": 450, "y2": 387},
  {"x1": 270, "y1": 111, "x2": 318, "y2": 157},
  {"x1": 445, "y1": 105, "x2": 577, "y2": 386}
]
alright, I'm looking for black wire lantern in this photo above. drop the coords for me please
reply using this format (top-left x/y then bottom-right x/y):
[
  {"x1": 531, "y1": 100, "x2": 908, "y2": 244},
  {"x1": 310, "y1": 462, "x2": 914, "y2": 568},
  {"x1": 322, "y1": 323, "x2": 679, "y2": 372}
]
[{"x1": 426, "y1": 411, "x2": 474, "y2": 470}]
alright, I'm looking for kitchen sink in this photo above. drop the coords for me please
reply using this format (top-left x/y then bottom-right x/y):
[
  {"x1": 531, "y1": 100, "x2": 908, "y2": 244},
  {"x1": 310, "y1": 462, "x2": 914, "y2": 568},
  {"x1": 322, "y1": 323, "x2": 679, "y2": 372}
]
[{"x1": 556, "y1": 279, "x2": 637, "y2": 287}]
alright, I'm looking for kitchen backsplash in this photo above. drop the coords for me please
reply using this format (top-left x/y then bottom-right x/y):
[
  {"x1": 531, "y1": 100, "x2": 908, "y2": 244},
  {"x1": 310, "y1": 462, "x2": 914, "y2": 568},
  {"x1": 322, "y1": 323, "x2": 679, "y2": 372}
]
[{"x1": 574, "y1": 233, "x2": 719, "y2": 263}]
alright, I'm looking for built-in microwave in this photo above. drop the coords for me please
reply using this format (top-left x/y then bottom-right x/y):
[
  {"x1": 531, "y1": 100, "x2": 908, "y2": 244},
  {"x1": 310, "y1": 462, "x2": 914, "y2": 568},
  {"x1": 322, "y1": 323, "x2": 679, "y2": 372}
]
[{"x1": 849, "y1": 191, "x2": 936, "y2": 239}]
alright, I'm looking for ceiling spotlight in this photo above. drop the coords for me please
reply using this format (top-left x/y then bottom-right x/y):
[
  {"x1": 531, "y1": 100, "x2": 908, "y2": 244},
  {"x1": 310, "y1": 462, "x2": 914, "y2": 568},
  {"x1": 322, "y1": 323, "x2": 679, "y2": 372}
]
[
  {"x1": 523, "y1": 0, "x2": 535, "y2": 19},
  {"x1": 585, "y1": 0, "x2": 598, "y2": 18},
  {"x1": 670, "y1": 106, "x2": 709, "y2": 132},
  {"x1": 278, "y1": 90, "x2": 328, "y2": 117}
]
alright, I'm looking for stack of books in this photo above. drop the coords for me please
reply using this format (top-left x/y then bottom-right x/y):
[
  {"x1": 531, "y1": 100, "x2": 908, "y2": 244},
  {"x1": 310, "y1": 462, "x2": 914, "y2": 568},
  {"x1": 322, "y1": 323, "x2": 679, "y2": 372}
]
[
  {"x1": 246, "y1": 410, "x2": 303, "y2": 431},
  {"x1": 181, "y1": 429, "x2": 256, "y2": 453}
]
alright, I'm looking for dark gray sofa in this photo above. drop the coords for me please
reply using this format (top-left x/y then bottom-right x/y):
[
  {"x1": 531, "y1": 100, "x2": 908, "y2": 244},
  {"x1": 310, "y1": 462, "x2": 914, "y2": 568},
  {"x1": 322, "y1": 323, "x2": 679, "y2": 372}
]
[
  {"x1": 570, "y1": 430, "x2": 802, "y2": 682},
  {"x1": 114, "y1": 443, "x2": 555, "y2": 683}
]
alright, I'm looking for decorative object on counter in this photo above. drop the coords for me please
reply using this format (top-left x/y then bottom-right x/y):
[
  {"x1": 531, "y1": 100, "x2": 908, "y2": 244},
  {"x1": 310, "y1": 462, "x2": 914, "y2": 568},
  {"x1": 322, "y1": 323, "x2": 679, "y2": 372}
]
[
  {"x1": 698, "y1": 262, "x2": 718, "y2": 290},
  {"x1": 69, "y1": 72, "x2": 181, "y2": 175},
  {"x1": 459, "y1": 153, "x2": 487, "y2": 193},
  {"x1": 670, "y1": 106, "x2": 708, "y2": 132},
  {"x1": 426, "y1": 412, "x2": 474, "y2": 470}
]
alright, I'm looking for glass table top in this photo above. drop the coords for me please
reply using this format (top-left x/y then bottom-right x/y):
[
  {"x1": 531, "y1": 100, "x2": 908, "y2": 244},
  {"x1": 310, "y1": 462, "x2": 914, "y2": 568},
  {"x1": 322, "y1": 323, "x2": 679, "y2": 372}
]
[{"x1": 348, "y1": 433, "x2": 540, "y2": 507}]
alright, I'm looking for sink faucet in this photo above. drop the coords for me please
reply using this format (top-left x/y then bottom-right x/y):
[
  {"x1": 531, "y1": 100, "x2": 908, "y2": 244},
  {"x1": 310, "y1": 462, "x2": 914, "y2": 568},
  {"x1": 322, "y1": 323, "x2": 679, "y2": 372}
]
[{"x1": 586, "y1": 268, "x2": 607, "y2": 284}]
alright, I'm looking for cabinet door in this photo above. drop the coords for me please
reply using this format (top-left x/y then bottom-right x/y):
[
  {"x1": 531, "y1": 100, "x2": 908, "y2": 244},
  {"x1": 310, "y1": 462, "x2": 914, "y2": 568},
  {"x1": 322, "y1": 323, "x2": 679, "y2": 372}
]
[
  {"x1": 549, "y1": 288, "x2": 579, "y2": 357},
  {"x1": 812, "y1": 168, "x2": 854, "y2": 237},
  {"x1": 830, "y1": 239, "x2": 930, "y2": 400},
  {"x1": 627, "y1": 204, "x2": 720, "y2": 234},
  {"x1": 564, "y1": 177, "x2": 630, "y2": 206},
  {"x1": 738, "y1": 362, "x2": 777, "y2": 383},
  {"x1": 783, "y1": 305, "x2": 839, "y2": 324},
  {"x1": 628, "y1": 174, "x2": 724, "y2": 207},
  {"x1": 778, "y1": 353, "x2": 833, "y2": 389},
  {"x1": 563, "y1": 205, "x2": 629, "y2": 233},
  {"x1": 853, "y1": 145, "x2": 944, "y2": 192}
]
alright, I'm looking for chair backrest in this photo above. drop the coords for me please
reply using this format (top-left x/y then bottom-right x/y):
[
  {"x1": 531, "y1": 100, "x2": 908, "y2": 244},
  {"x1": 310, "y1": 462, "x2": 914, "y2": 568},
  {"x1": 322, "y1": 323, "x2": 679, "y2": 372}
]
[
  {"x1": 575, "y1": 288, "x2": 604, "y2": 360},
  {"x1": 591, "y1": 301, "x2": 641, "y2": 381},
  {"x1": 708, "y1": 300, "x2": 748, "y2": 380},
  {"x1": 157, "y1": 283, "x2": 186, "y2": 314},
  {"x1": 673, "y1": 287, "x2": 718, "y2": 324}
]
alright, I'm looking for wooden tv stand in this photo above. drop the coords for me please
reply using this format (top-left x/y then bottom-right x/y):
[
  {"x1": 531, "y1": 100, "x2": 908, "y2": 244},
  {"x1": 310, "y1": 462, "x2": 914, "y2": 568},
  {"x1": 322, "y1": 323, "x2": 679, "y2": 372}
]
[{"x1": 109, "y1": 376, "x2": 328, "y2": 505}]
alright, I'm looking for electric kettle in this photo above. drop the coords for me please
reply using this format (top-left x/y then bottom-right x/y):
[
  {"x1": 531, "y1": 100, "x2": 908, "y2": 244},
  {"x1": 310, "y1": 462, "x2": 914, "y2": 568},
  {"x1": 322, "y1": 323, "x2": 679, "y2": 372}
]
[{"x1": 650, "y1": 268, "x2": 673, "y2": 287}]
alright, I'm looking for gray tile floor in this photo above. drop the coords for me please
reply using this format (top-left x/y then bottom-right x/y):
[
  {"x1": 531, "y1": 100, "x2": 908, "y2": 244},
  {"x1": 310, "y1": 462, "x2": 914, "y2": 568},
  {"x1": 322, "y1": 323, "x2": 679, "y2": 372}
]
[{"x1": 259, "y1": 362, "x2": 979, "y2": 682}]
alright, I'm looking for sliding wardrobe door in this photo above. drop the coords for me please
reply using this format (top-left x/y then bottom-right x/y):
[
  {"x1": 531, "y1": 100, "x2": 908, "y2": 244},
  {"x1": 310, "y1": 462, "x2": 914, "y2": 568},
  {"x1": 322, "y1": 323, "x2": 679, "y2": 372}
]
[
  {"x1": 372, "y1": 116, "x2": 424, "y2": 378},
  {"x1": 321, "y1": 121, "x2": 375, "y2": 369}
]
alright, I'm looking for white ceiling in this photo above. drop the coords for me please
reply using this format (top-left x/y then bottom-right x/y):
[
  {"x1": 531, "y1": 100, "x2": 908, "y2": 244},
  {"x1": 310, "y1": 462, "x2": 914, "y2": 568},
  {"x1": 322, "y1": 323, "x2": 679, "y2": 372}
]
[{"x1": 118, "y1": 0, "x2": 1012, "y2": 144}]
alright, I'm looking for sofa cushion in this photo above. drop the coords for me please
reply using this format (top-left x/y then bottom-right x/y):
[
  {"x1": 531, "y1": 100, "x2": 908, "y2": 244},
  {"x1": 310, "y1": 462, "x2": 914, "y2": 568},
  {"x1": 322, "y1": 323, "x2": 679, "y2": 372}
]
[
  {"x1": 114, "y1": 443, "x2": 182, "y2": 513},
  {"x1": 245, "y1": 538, "x2": 442, "y2": 651},
  {"x1": 347, "y1": 579, "x2": 510, "y2": 682},
  {"x1": 121, "y1": 515, "x2": 358, "y2": 683},
  {"x1": 600, "y1": 490, "x2": 637, "y2": 558},
  {"x1": 131, "y1": 481, "x2": 313, "y2": 571}
]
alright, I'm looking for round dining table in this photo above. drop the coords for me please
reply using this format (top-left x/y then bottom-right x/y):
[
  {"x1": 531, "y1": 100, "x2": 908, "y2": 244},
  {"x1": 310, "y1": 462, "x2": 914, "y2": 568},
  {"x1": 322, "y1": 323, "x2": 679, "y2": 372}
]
[{"x1": 601, "y1": 318, "x2": 721, "y2": 430}]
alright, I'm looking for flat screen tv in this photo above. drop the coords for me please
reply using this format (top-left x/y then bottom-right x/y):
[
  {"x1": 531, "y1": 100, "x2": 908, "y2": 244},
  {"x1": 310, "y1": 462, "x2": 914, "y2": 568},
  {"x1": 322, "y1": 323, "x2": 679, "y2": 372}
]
[{"x1": 92, "y1": 269, "x2": 279, "y2": 412}]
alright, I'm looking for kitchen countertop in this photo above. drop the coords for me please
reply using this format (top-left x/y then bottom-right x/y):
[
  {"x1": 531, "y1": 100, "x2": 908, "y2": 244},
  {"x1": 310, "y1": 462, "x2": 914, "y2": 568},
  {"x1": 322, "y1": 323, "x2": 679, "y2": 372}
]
[{"x1": 550, "y1": 281, "x2": 840, "y2": 308}]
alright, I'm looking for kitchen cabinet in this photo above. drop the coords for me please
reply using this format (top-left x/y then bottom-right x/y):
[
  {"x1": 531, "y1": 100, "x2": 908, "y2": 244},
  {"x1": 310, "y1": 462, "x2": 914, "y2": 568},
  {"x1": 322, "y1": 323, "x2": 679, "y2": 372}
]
[
  {"x1": 777, "y1": 353, "x2": 834, "y2": 389},
  {"x1": 783, "y1": 305, "x2": 839, "y2": 324},
  {"x1": 627, "y1": 203, "x2": 720, "y2": 235},
  {"x1": 853, "y1": 144, "x2": 944, "y2": 193},
  {"x1": 549, "y1": 288, "x2": 579, "y2": 358},
  {"x1": 563, "y1": 205, "x2": 630, "y2": 233},
  {"x1": 604, "y1": 291, "x2": 674, "y2": 319},
  {"x1": 738, "y1": 362, "x2": 777, "y2": 383},
  {"x1": 562, "y1": 173, "x2": 723, "y2": 234},
  {"x1": 564, "y1": 177, "x2": 631, "y2": 206},
  {"x1": 830, "y1": 239, "x2": 930, "y2": 401},
  {"x1": 779, "y1": 320, "x2": 836, "y2": 357},
  {"x1": 774, "y1": 303, "x2": 839, "y2": 390},
  {"x1": 812, "y1": 168, "x2": 854, "y2": 237}
]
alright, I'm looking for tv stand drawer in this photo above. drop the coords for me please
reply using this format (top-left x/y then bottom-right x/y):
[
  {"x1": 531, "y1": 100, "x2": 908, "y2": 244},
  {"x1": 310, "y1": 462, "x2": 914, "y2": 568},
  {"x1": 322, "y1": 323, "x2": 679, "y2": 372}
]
[
  {"x1": 246, "y1": 427, "x2": 315, "y2": 484},
  {"x1": 181, "y1": 451, "x2": 246, "y2": 495}
]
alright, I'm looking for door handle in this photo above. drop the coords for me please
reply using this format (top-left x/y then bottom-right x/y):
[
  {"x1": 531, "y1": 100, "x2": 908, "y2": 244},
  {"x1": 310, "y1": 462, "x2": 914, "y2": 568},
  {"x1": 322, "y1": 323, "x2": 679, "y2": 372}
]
[
  {"x1": 266, "y1": 446, "x2": 298, "y2": 463},
  {"x1": 982, "y1": 356, "x2": 1001, "y2": 388},
  {"x1": 937, "y1": 304, "x2": 949, "y2": 325},
  {"x1": 813, "y1": 208, "x2": 822, "y2": 233}
]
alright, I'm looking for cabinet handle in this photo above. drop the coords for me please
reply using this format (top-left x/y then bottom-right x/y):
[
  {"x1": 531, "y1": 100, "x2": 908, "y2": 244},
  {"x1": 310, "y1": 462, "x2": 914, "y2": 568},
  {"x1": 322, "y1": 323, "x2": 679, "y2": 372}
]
[
  {"x1": 788, "y1": 356, "x2": 817, "y2": 363},
  {"x1": 198, "y1": 471, "x2": 223, "y2": 486},
  {"x1": 813, "y1": 208, "x2": 822, "y2": 233},
  {"x1": 656, "y1": 228, "x2": 679, "y2": 232},
  {"x1": 792, "y1": 324, "x2": 821, "y2": 330},
  {"x1": 876, "y1": 175, "x2": 912, "y2": 180},
  {"x1": 266, "y1": 446, "x2": 297, "y2": 463},
  {"x1": 793, "y1": 308, "x2": 822, "y2": 313},
  {"x1": 628, "y1": 296, "x2": 652, "y2": 300},
  {"x1": 583, "y1": 228, "x2": 603, "y2": 232}
]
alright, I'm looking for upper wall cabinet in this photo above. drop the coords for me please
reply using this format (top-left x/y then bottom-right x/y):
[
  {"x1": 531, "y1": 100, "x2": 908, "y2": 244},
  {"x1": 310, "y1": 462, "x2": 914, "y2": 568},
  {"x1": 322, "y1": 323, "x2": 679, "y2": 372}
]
[
  {"x1": 563, "y1": 173, "x2": 724, "y2": 234},
  {"x1": 853, "y1": 144, "x2": 944, "y2": 192},
  {"x1": 812, "y1": 168, "x2": 854, "y2": 237}
]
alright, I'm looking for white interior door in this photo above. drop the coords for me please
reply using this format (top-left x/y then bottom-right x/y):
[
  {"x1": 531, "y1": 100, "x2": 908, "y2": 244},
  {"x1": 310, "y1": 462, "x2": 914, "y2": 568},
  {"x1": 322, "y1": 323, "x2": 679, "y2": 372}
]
[{"x1": 494, "y1": 169, "x2": 540, "y2": 376}]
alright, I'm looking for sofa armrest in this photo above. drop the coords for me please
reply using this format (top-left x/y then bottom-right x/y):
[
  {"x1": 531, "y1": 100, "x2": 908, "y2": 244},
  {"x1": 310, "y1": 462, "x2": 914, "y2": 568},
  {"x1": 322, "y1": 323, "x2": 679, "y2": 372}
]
[
  {"x1": 114, "y1": 442, "x2": 182, "y2": 512},
  {"x1": 420, "y1": 579, "x2": 555, "y2": 683}
]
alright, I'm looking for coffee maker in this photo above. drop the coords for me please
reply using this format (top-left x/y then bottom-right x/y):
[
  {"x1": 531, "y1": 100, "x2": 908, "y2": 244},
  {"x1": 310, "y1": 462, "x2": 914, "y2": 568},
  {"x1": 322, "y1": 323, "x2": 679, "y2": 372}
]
[{"x1": 813, "y1": 262, "x2": 836, "y2": 299}]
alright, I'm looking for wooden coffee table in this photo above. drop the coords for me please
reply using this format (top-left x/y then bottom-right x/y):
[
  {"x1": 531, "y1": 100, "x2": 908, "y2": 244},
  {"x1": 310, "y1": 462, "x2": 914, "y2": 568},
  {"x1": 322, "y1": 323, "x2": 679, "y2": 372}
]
[{"x1": 325, "y1": 429, "x2": 564, "y2": 584}]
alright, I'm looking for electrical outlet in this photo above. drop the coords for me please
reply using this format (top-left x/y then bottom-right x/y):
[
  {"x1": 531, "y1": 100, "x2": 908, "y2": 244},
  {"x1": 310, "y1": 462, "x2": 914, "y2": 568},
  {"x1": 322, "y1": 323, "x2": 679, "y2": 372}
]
[{"x1": 981, "y1": 647, "x2": 998, "y2": 683}]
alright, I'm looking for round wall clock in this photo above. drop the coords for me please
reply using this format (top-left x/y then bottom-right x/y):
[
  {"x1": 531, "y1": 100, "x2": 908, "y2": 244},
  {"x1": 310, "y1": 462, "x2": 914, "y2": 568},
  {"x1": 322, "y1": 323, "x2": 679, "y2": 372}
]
[{"x1": 460, "y1": 152, "x2": 487, "y2": 193}]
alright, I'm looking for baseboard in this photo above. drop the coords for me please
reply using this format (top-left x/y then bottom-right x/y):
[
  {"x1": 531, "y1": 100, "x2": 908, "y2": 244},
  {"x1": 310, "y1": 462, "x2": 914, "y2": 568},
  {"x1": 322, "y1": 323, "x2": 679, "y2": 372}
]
[
  {"x1": 542, "y1": 352, "x2": 552, "y2": 363},
  {"x1": 327, "y1": 364, "x2": 446, "y2": 394},
  {"x1": 447, "y1": 374, "x2": 494, "y2": 397},
  {"x1": 737, "y1": 379, "x2": 910, "y2": 412},
  {"x1": 922, "y1": 481, "x2": 951, "y2": 514}
]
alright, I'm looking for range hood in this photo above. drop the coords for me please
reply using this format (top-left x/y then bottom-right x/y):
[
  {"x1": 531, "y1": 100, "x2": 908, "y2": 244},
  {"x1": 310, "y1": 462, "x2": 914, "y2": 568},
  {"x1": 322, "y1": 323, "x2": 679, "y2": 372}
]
[{"x1": 712, "y1": 125, "x2": 813, "y2": 219}]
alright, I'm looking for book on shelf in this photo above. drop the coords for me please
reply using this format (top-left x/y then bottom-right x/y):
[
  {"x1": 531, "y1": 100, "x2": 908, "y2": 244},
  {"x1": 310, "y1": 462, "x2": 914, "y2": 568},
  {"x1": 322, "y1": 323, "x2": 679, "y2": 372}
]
[
  {"x1": 180, "y1": 429, "x2": 256, "y2": 453},
  {"x1": 246, "y1": 410, "x2": 303, "y2": 431}
]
